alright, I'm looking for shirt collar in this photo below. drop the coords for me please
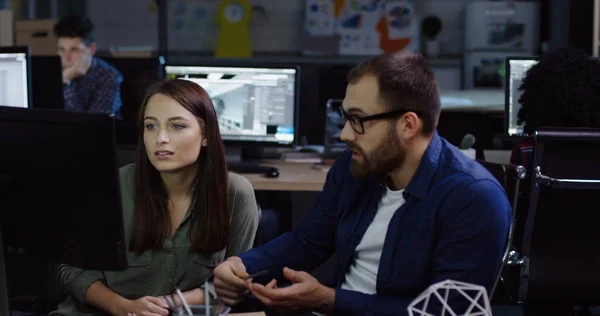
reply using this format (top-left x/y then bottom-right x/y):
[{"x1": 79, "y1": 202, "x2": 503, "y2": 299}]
[
  {"x1": 403, "y1": 131, "x2": 442, "y2": 200},
  {"x1": 91, "y1": 56, "x2": 98, "y2": 69}
]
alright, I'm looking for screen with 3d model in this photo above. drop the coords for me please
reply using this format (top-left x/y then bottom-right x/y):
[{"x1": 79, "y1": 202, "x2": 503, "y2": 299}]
[{"x1": 165, "y1": 65, "x2": 297, "y2": 145}]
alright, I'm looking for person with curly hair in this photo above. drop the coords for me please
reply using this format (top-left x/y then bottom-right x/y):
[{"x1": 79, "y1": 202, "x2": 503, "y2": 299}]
[
  {"x1": 510, "y1": 47, "x2": 600, "y2": 171},
  {"x1": 510, "y1": 47, "x2": 600, "y2": 316}
]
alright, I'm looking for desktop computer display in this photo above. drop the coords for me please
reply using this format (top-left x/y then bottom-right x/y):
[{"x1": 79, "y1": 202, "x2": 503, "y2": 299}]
[
  {"x1": 31, "y1": 55, "x2": 64, "y2": 110},
  {"x1": 0, "y1": 106, "x2": 127, "y2": 314},
  {"x1": 0, "y1": 47, "x2": 31, "y2": 108},
  {"x1": 505, "y1": 57, "x2": 538, "y2": 138},
  {"x1": 165, "y1": 64, "x2": 299, "y2": 146}
]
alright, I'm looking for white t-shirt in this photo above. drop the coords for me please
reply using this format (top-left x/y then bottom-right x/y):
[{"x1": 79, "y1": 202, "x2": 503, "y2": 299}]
[{"x1": 340, "y1": 186, "x2": 406, "y2": 294}]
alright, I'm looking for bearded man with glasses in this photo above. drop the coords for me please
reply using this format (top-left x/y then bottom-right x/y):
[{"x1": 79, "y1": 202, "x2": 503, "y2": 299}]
[{"x1": 214, "y1": 52, "x2": 511, "y2": 316}]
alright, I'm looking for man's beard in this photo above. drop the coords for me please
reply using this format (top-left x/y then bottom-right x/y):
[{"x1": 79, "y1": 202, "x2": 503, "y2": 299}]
[{"x1": 349, "y1": 126, "x2": 406, "y2": 179}]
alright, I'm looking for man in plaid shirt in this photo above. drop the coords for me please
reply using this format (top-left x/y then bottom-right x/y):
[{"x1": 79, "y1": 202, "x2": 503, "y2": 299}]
[{"x1": 54, "y1": 14, "x2": 123, "y2": 116}]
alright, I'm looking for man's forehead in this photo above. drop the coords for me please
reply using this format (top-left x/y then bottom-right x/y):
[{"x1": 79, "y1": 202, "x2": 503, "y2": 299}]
[
  {"x1": 58, "y1": 37, "x2": 86, "y2": 47},
  {"x1": 343, "y1": 78, "x2": 383, "y2": 114}
]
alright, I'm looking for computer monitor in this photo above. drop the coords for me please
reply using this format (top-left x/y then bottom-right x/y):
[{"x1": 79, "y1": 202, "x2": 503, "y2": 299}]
[
  {"x1": 101, "y1": 56, "x2": 166, "y2": 145},
  {"x1": 102, "y1": 56, "x2": 166, "y2": 124},
  {"x1": 505, "y1": 57, "x2": 539, "y2": 139},
  {"x1": 0, "y1": 106, "x2": 127, "y2": 314},
  {"x1": 0, "y1": 46, "x2": 32, "y2": 108},
  {"x1": 31, "y1": 55, "x2": 64, "y2": 110},
  {"x1": 164, "y1": 63, "x2": 300, "y2": 158}
]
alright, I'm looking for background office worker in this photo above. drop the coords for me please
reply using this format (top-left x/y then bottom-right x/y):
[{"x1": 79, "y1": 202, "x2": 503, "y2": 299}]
[
  {"x1": 213, "y1": 52, "x2": 511, "y2": 315},
  {"x1": 508, "y1": 47, "x2": 600, "y2": 316},
  {"x1": 50, "y1": 79, "x2": 259, "y2": 316},
  {"x1": 510, "y1": 47, "x2": 600, "y2": 172},
  {"x1": 54, "y1": 14, "x2": 123, "y2": 116}
]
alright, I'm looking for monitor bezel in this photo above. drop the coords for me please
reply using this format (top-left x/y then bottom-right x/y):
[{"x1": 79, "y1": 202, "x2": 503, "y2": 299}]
[
  {"x1": 164, "y1": 61, "x2": 301, "y2": 148},
  {"x1": 504, "y1": 56, "x2": 539, "y2": 142},
  {"x1": 0, "y1": 46, "x2": 32, "y2": 109}
]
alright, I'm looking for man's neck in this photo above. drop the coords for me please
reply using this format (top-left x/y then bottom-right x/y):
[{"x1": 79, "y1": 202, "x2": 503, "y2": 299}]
[
  {"x1": 387, "y1": 134, "x2": 433, "y2": 191},
  {"x1": 160, "y1": 165, "x2": 197, "y2": 200}
]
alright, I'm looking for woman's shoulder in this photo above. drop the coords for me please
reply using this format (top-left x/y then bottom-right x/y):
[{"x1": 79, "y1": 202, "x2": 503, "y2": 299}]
[
  {"x1": 119, "y1": 163, "x2": 136, "y2": 178},
  {"x1": 118, "y1": 163, "x2": 136, "y2": 197},
  {"x1": 226, "y1": 172, "x2": 257, "y2": 213},
  {"x1": 227, "y1": 171, "x2": 254, "y2": 195},
  {"x1": 226, "y1": 172, "x2": 259, "y2": 228}
]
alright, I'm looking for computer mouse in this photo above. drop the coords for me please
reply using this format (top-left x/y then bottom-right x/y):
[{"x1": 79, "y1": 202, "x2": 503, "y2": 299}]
[{"x1": 263, "y1": 167, "x2": 280, "y2": 178}]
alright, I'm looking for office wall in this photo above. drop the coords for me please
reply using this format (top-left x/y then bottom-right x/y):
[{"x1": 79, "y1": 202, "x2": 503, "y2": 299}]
[{"x1": 87, "y1": 0, "x2": 472, "y2": 56}]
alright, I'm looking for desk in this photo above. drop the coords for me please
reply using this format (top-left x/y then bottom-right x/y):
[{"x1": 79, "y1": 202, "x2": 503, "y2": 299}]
[{"x1": 240, "y1": 161, "x2": 326, "y2": 192}]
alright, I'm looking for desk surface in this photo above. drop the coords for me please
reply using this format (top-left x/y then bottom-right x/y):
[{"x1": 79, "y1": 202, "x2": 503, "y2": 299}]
[{"x1": 240, "y1": 161, "x2": 327, "y2": 192}]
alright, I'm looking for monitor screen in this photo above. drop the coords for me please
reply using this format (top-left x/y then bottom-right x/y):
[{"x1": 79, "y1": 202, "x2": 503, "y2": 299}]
[
  {"x1": 165, "y1": 64, "x2": 298, "y2": 146},
  {"x1": 505, "y1": 57, "x2": 538, "y2": 138},
  {"x1": 0, "y1": 47, "x2": 31, "y2": 108}
]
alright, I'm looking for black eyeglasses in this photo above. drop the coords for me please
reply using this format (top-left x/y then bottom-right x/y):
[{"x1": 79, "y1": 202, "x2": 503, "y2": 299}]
[{"x1": 339, "y1": 107, "x2": 420, "y2": 134}]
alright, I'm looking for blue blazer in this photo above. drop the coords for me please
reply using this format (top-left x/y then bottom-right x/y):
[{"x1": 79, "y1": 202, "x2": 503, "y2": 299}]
[{"x1": 240, "y1": 133, "x2": 511, "y2": 315}]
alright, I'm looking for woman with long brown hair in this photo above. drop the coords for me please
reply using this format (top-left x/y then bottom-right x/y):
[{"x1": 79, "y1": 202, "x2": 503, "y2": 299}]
[{"x1": 51, "y1": 79, "x2": 259, "y2": 316}]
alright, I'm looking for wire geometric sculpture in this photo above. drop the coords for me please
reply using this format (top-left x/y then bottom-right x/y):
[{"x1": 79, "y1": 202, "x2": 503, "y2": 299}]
[{"x1": 407, "y1": 280, "x2": 493, "y2": 316}]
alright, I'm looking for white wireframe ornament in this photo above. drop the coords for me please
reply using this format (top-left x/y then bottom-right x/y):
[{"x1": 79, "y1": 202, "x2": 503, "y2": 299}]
[{"x1": 407, "y1": 280, "x2": 493, "y2": 316}]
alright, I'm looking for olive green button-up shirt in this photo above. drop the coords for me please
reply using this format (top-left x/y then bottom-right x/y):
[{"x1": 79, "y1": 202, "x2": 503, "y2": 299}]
[{"x1": 50, "y1": 163, "x2": 259, "y2": 316}]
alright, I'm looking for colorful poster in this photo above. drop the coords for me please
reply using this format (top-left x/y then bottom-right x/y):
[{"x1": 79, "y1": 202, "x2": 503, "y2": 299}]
[
  {"x1": 304, "y1": 0, "x2": 418, "y2": 55},
  {"x1": 305, "y1": 0, "x2": 336, "y2": 36}
]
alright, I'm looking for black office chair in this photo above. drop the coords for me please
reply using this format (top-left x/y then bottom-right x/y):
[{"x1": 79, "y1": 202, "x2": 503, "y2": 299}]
[
  {"x1": 476, "y1": 160, "x2": 526, "y2": 302},
  {"x1": 506, "y1": 127, "x2": 600, "y2": 306}
]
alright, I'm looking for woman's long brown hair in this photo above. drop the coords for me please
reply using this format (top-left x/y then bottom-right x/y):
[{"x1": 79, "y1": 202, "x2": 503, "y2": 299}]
[{"x1": 130, "y1": 79, "x2": 229, "y2": 254}]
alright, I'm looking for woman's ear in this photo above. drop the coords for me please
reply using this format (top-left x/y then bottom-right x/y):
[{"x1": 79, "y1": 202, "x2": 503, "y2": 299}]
[{"x1": 202, "y1": 138, "x2": 208, "y2": 147}]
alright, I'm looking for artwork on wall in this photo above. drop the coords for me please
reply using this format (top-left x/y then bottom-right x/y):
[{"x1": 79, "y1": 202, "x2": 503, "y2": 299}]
[{"x1": 303, "y1": 0, "x2": 419, "y2": 55}]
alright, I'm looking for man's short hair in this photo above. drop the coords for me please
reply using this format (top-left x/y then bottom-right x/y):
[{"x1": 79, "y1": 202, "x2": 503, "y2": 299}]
[
  {"x1": 347, "y1": 52, "x2": 441, "y2": 135},
  {"x1": 517, "y1": 47, "x2": 600, "y2": 135},
  {"x1": 53, "y1": 14, "x2": 95, "y2": 45}
]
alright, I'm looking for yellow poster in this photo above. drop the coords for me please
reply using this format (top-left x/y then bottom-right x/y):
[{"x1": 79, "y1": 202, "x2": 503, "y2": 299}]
[{"x1": 215, "y1": 0, "x2": 252, "y2": 58}]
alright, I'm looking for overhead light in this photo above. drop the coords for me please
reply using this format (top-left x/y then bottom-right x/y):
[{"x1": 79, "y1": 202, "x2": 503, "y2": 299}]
[{"x1": 207, "y1": 73, "x2": 224, "y2": 80}]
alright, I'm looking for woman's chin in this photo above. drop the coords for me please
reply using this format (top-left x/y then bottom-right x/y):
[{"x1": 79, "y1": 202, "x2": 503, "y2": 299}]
[{"x1": 150, "y1": 160, "x2": 179, "y2": 172}]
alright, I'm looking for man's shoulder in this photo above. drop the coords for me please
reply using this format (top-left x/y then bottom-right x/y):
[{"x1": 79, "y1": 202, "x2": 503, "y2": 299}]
[
  {"x1": 438, "y1": 139, "x2": 496, "y2": 181},
  {"x1": 434, "y1": 139, "x2": 506, "y2": 197},
  {"x1": 90, "y1": 57, "x2": 123, "y2": 82}
]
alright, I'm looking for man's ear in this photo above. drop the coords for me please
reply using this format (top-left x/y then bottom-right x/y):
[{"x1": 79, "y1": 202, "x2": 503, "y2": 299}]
[
  {"x1": 400, "y1": 112, "x2": 421, "y2": 139},
  {"x1": 88, "y1": 42, "x2": 97, "y2": 56}
]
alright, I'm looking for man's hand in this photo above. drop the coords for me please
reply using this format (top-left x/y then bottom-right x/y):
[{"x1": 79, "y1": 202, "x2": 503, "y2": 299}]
[
  {"x1": 123, "y1": 296, "x2": 169, "y2": 316},
  {"x1": 213, "y1": 256, "x2": 251, "y2": 306},
  {"x1": 63, "y1": 53, "x2": 92, "y2": 83},
  {"x1": 250, "y1": 267, "x2": 335, "y2": 315}
]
